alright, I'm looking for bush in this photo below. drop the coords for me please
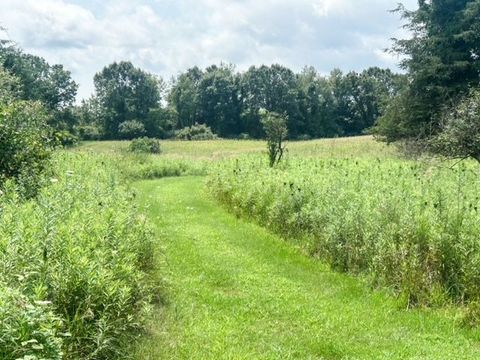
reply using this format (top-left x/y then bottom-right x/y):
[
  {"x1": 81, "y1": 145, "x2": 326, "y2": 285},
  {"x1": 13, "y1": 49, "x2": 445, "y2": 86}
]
[
  {"x1": 118, "y1": 120, "x2": 146, "y2": 140},
  {"x1": 129, "y1": 137, "x2": 161, "y2": 154},
  {"x1": 0, "y1": 100, "x2": 52, "y2": 198},
  {"x1": 431, "y1": 89, "x2": 480, "y2": 162},
  {"x1": 0, "y1": 152, "x2": 157, "y2": 359},
  {"x1": 51, "y1": 130, "x2": 79, "y2": 148},
  {"x1": 75, "y1": 124, "x2": 102, "y2": 140},
  {"x1": 175, "y1": 123, "x2": 218, "y2": 140}
]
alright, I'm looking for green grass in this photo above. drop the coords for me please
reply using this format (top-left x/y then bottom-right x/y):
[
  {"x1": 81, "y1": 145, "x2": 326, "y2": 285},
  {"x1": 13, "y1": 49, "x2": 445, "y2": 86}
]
[{"x1": 133, "y1": 177, "x2": 480, "y2": 359}]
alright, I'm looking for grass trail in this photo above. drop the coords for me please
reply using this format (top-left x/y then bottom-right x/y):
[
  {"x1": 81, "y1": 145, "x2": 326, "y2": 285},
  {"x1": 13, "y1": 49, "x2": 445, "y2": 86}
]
[{"x1": 134, "y1": 177, "x2": 480, "y2": 359}]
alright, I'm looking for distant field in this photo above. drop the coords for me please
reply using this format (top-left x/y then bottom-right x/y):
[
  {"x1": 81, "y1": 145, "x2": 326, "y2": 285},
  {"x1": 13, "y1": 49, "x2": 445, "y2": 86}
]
[{"x1": 77, "y1": 135, "x2": 398, "y2": 160}]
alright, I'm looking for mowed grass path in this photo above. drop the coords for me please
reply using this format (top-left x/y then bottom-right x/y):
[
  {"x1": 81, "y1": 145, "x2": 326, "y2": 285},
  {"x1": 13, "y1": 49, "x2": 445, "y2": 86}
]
[{"x1": 134, "y1": 177, "x2": 480, "y2": 359}]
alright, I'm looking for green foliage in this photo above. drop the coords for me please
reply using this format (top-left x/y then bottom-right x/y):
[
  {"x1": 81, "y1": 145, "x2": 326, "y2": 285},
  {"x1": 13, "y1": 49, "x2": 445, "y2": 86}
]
[
  {"x1": 238, "y1": 133, "x2": 251, "y2": 140},
  {"x1": 0, "y1": 100, "x2": 51, "y2": 198},
  {"x1": 118, "y1": 120, "x2": 146, "y2": 140},
  {"x1": 51, "y1": 130, "x2": 79, "y2": 148},
  {"x1": 0, "y1": 286, "x2": 63, "y2": 360},
  {"x1": 197, "y1": 64, "x2": 241, "y2": 137},
  {"x1": 167, "y1": 64, "x2": 405, "y2": 140},
  {"x1": 0, "y1": 42, "x2": 78, "y2": 134},
  {"x1": 260, "y1": 110, "x2": 288, "y2": 167},
  {"x1": 376, "y1": 0, "x2": 480, "y2": 143},
  {"x1": 0, "y1": 152, "x2": 157, "y2": 359},
  {"x1": 117, "y1": 154, "x2": 206, "y2": 180},
  {"x1": 0, "y1": 66, "x2": 21, "y2": 102},
  {"x1": 331, "y1": 67, "x2": 407, "y2": 136},
  {"x1": 0, "y1": 42, "x2": 78, "y2": 112},
  {"x1": 129, "y1": 137, "x2": 161, "y2": 154},
  {"x1": 144, "y1": 107, "x2": 176, "y2": 139},
  {"x1": 167, "y1": 67, "x2": 203, "y2": 129},
  {"x1": 431, "y1": 89, "x2": 480, "y2": 162},
  {"x1": 209, "y1": 155, "x2": 480, "y2": 308},
  {"x1": 75, "y1": 124, "x2": 102, "y2": 141},
  {"x1": 240, "y1": 64, "x2": 300, "y2": 137},
  {"x1": 73, "y1": 97, "x2": 104, "y2": 140},
  {"x1": 175, "y1": 123, "x2": 218, "y2": 140},
  {"x1": 93, "y1": 61, "x2": 163, "y2": 139}
]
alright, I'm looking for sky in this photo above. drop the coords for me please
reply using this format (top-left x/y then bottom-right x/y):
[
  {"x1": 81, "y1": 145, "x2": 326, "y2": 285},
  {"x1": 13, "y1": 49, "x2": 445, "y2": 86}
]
[{"x1": 0, "y1": 0, "x2": 418, "y2": 101}]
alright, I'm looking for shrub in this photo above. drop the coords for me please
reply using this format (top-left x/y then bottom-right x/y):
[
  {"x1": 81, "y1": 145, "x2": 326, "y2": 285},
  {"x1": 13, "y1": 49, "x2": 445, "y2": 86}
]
[
  {"x1": 129, "y1": 137, "x2": 161, "y2": 154},
  {"x1": 175, "y1": 123, "x2": 218, "y2": 140},
  {"x1": 118, "y1": 120, "x2": 146, "y2": 140},
  {"x1": 75, "y1": 124, "x2": 102, "y2": 140},
  {"x1": 431, "y1": 89, "x2": 480, "y2": 162},
  {"x1": 0, "y1": 100, "x2": 52, "y2": 198},
  {"x1": 118, "y1": 154, "x2": 207, "y2": 180},
  {"x1": 51, "y1": 130, "x2": 79, "y2": 148}
]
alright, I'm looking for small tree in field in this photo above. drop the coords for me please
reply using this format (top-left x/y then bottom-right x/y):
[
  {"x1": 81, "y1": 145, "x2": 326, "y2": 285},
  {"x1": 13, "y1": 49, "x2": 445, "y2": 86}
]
[
  {"x1": 431, "y1": 89, "x2": 480, "y2": 163},
  {"x1": 260, "y1": 109, "x2": 288, "y2": 167}
]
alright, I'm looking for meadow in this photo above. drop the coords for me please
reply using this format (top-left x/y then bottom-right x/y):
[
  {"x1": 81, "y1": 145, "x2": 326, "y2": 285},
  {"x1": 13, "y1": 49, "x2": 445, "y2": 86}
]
[
  {"x1": 80, "y1": 136, "x2": 480, "y2": 312},
  {"x1": 4, "y1": 136, "x2": 480, "y2": 359},
  {"x1": 78, "y1": 136, "x2": 395, "y2": 160}
]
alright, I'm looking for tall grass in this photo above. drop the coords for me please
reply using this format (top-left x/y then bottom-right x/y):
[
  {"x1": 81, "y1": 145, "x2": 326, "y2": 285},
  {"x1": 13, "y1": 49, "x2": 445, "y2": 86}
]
[
  {"x1": 115, "y1": 153, "x2": 207, "y2": 180},
  {"x1": 77, "y1": 136, "x2": 392, "y2": 161},
  {"x1": 208, "y1": 155, "x2": 480, "y2": 310},
  {"x1": 0, "y1": 152, "x2": 157, "y2": 359}
]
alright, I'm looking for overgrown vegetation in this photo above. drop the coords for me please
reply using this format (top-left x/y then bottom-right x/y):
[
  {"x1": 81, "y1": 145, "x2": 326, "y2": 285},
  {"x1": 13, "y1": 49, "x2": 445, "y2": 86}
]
[
  {"x1": 0, "y1": 152, "x2": 158, "y2": 359},
  {"x1": 208, "y1": 155, "x2": 480, "y2": 311},
  {"x1": 117, "y1": 154, "x2": 207, "y2": 180},
  {"x1": 0, "y1": 67, "x2": 52, "y2": 198},
  {"x1": 1, "y1": 1, "x2": 480, "y2": 356},
  {"x1": 431, "y1": 89, "x2": 480, "y2": 162},
  {"x1": 119, "y1": 120, "x2": 147, "y2": 140}
]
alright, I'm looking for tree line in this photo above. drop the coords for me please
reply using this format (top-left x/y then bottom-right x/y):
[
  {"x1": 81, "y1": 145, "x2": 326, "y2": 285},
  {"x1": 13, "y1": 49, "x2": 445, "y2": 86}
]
[
  {"x1": 0, "y1": 40, "x2": 406, "y2": 141},
  {"x1": 84, "y1": 63, "x2": 408, "y2": 140}
]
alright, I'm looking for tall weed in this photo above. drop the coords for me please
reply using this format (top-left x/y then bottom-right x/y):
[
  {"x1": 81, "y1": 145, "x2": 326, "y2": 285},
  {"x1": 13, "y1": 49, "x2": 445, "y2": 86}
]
[
  {"x1": 208, "y1": 156, "x2": 480, "y2": 309},
  {"x1": 0, "y1": 152, "x2": 157, "y2": 359}
]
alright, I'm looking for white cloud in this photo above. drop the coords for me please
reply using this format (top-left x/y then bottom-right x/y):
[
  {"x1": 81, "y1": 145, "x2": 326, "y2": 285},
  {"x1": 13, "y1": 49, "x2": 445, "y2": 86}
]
[{"x1": 0, "y1": 0, "x2": 418, "y2": 100}]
